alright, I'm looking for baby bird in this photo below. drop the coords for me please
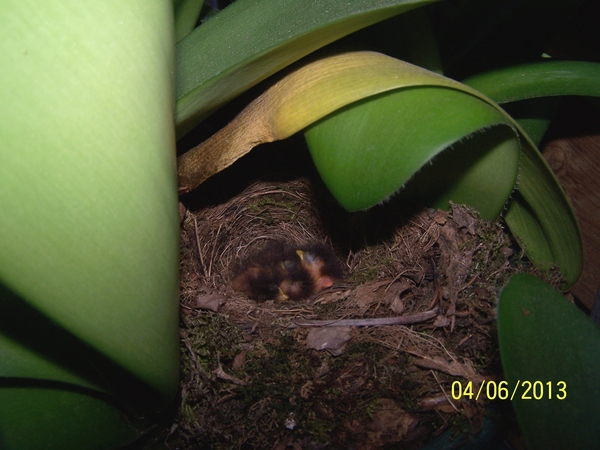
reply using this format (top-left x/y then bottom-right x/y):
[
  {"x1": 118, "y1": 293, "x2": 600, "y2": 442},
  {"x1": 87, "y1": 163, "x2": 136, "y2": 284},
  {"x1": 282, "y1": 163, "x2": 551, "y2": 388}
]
[
  {"x1": 231, "y1": 240, "x2": 291, "y2": 302},
  {"x1": 296, "y1": 242, "x2": 344, "y2": 294},
  {"x1": 232, "y1": 241, "x2": 343, "y2": 302}
]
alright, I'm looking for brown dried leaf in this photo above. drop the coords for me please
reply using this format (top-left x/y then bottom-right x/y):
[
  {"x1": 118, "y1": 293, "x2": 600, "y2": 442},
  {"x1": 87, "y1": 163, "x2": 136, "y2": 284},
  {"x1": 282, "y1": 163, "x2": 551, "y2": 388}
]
[
  {"x1": 195, "y1": 293, "x2": 226, "y2": 311},
  {"x1": 383, "y1": 281, "x2": 411, "y2": 304},
  {"x1": 306, "y1": 326, "x2": 352, "y2": 356},
  {"x1": 451, "y1": 203, "x2": 477, "y2": 235},
  {"x1": 314, "y1": 289, "x2": 351, "y2": 305},
  {"x1": 350, "y1": 280, "x2": 388, "y2": 310},
  {"x1": 232, "y1": 349, "x2": 248, "y2": 370}
]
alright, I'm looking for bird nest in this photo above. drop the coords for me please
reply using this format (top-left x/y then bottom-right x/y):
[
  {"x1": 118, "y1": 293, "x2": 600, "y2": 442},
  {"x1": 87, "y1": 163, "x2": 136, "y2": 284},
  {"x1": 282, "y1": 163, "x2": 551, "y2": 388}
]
[{"x1": 170, "y1": 176, "x2": 532, "y2": 449}]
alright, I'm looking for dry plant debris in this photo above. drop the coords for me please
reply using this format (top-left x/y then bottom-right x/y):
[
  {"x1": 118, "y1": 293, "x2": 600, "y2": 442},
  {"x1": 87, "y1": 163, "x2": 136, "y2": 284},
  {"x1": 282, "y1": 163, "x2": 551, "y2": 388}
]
[{"x1": 168, "y1": 176, "x2": 538, "y2": 449}]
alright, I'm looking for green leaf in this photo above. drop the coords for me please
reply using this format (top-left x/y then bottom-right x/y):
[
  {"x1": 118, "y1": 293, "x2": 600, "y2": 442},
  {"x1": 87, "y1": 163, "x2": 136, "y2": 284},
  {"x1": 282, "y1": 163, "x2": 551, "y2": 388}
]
[
  {"x1": 305, "y1": 87, "x2": 520, "y2": 218},
  {"x1": 1, "y1": 1, "x2": 179, "y2": 444},
  {"x1": 0, "y1": 385, "x2": 139, "y2": 450},
  {"x1": 175, "y1": 0, "x2": 437, "y2": 136},
  {"x1": 498, "y1": 274, "x2": 600, "y2": 450},
  {"x1": 463, "y1": 60, "x2": 600, "y2": 144},
  {"x1": 0, "y1": 285, "x2": 109, "y2": 392},
  {"x1": 336, "y1": 6, "x2": 443, "y2": 73},
  {"x1": 463, "y1": 60, "x2": 600, "y2": 104},
  {"x1": 174, "y1": 0, "x2": 205, "y2": 42},
  {"x1": 501, "y1": 97, "x2": 560, "y2": 146},
  {"x1": 505, "y1": 144, "x2": 582, "y2": 285}
]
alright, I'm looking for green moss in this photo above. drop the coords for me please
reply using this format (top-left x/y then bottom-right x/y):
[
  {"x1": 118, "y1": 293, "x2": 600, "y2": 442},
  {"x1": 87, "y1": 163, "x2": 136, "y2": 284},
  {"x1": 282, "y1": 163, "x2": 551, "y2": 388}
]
[
  {"x1": 247, "y1": 197, "x2": 302, "y2": 224},
  {"x1": 350, "y1": 266, "x2": 379, "y2": 283}
]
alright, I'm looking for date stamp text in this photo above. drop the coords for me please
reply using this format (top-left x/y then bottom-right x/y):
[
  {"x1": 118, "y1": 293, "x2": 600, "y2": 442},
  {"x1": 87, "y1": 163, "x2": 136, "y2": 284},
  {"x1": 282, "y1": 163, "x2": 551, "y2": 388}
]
[{"x1": 451, "y1": 380, "x2": 567, "y2": 401}]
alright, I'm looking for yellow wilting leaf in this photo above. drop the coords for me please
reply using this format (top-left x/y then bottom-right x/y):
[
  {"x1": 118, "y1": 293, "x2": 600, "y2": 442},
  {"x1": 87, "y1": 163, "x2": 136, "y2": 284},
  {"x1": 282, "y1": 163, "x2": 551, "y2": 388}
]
[{"x1": 177, "y1": 51, "x2": 494, "y2": 193}]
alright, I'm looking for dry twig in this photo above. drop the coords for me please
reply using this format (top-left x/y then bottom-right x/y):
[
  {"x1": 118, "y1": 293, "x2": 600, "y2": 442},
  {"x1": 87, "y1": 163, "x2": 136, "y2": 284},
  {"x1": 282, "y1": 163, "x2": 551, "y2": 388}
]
[{"x1": 288, "y1": 308, "x2": 439, "y2": 328}]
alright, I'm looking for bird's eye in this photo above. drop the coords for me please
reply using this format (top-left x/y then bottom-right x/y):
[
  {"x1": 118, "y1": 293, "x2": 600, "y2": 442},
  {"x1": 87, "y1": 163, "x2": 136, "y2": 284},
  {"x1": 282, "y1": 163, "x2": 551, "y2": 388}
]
[
  {"x1": 303, "y1": 253, "x2": 316, "y2": 264},
  {"x1": 283, "y1": 260, "x2": 296, "y2": 270}
]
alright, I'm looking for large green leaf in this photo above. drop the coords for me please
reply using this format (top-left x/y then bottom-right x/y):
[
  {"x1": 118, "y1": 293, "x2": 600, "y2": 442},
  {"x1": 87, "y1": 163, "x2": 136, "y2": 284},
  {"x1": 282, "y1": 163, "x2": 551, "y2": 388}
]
[
  {"x1": 463, "y1": 60, "x2": 600, "y2": 104},
  {"x1": 504, "y1": 145, "x2": 582, "y2": 284},
  {"x1": 498, "y1": 274, "x2": 600, "y2": 450},
  {"x1": 175, "y1": 0, "x2": 437, "y2": 136},
  {"x1": 0, "y1": 386, "x2": 140, "y2": 450},
  {"x1": 0, "y1": 285, "x2": 110, "y2": 391},
  {"x1": 305, "y1": 87, "x2": 520, "y2": 218},
  {"x1": 1, "y1": 1, "x2": 179, "y2": 446}
]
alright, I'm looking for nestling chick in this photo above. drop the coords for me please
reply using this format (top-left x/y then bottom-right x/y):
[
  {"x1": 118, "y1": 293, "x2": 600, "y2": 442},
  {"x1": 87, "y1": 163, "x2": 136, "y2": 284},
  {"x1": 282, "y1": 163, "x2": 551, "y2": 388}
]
[
  {"x1": 232, "y1": 240, "x2": 343, "y2": 302},
  {"x1": 295, "y1": 242, "x2": 344, "y2": 293},
  {"x1": 231, "y1": 240, "x2": 290, "y2": 302}
]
